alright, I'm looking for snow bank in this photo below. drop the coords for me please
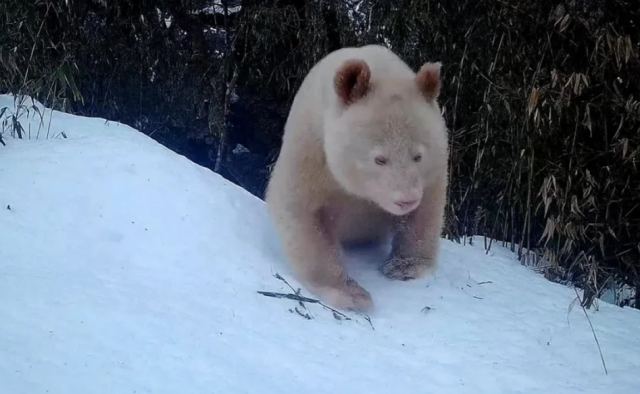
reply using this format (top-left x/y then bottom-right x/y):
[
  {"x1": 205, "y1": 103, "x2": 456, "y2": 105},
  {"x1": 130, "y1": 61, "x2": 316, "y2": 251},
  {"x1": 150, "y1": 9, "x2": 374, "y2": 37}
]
[{"x1": 1, "y1": 95, "x2": 639, "y2": 394}]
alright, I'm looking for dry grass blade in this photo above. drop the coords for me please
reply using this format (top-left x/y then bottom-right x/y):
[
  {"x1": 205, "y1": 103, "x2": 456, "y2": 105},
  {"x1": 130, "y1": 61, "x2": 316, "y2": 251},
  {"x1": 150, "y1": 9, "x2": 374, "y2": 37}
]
[
  {"x1": 257, "y1": 291, "x2": 321, "y2": 304},
  {"x1": 573, "y1": 287, "x2": 608, "y2": 375},
  {"x1": 257, "y1": 290, "x2": 353, "y2": 322}
]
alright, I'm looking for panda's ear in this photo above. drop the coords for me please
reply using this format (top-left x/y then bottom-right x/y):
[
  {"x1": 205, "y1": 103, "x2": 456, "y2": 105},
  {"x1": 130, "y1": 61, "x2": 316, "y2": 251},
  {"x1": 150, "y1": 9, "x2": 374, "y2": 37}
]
[
  {"x1": 415, "y1": 62, "x2": 442, "y2": 101},
  {"x1": 334, "y1": 59, "x2": 371, "y2": 106}
]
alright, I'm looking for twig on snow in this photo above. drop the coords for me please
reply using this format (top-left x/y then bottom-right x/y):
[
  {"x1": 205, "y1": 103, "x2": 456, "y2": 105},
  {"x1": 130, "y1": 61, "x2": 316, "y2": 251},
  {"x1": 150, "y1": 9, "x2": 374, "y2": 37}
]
[
  {"x1": 573, "y1": 287, "x2": 608, "y2": 375},
  {"x1": 292, "y1": 306, "x2": 312, "y2": 320},
  {"x1": 260, "y1": 273, "x2": 378, "y2": 329},
  {"x1": 356, "y1": 312, "x2": 375, "y2": 330},
  {"x1": 257, "y1": 290, "x2": 353, "y2": 321},
  {"x1": 257, "y1": 291, "x2": 319, "y2": 303},
  {"x1": 274, "y1": 273, "x2": 311, "y2": 315}
]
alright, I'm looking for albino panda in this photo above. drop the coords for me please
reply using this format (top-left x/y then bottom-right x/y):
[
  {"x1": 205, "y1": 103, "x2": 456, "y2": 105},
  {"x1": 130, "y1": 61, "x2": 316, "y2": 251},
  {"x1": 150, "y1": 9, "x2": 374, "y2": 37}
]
[{"x1": 266, "y1": 45, "x2": 449, "y2": 311}]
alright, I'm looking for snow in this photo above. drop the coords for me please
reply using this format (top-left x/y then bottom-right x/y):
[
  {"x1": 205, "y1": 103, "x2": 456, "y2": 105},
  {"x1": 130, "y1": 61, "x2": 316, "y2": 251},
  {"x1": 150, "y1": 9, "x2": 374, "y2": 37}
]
[{"x1": 1, "y1": 94, "x2": 640, "y2": 394}]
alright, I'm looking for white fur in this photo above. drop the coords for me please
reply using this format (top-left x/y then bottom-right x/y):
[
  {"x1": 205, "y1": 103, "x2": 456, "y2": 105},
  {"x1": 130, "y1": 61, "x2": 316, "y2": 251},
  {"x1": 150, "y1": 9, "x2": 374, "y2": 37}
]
[{"x1": 266, "y1": 45, "x2": 449, "y2": 311}]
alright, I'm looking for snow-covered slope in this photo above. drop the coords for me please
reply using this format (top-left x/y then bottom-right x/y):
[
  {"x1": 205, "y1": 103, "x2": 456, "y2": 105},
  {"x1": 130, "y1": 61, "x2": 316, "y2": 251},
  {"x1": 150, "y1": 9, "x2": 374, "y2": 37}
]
[{"x1": 1, "y1": 95, "x2": 639, "y2": 394}]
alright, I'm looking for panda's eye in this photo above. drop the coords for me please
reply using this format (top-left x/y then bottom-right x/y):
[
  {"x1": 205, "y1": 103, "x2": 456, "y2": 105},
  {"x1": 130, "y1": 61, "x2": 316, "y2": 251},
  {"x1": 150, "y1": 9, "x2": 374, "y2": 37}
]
[
  {"x1": 413, "y1": 154, "x2": 422, "y2": 163},
  {"x1": 374, "y1": 156, "x2": 388, "y2": 166}
]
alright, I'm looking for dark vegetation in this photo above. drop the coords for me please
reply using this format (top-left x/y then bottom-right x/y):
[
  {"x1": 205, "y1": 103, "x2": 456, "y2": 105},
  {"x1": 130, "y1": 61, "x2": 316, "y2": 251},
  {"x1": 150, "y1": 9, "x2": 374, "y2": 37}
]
[{"x1": 1, "y1": 0, "x2": 638, "y2": 308}]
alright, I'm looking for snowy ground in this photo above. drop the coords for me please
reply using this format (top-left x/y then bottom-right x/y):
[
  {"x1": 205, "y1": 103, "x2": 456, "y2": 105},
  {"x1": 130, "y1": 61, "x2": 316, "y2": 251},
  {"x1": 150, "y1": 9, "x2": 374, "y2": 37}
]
[{"x1": 1, "y1": 95, "x2": 640, "y2": 394}]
